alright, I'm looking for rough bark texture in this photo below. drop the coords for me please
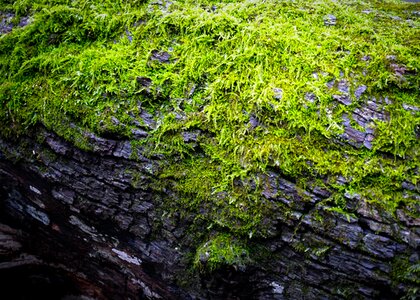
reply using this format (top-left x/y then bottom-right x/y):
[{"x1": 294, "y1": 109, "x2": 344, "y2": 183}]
[
  {"x1": 0, "y1": 122, "x2": 418, "y2": 299},
  {"x1": 1, "y1": 0, "x2": 420, "y2": 299}
]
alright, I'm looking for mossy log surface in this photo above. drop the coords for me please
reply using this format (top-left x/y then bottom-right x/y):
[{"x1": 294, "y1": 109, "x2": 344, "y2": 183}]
[{"x1": 0, "y1": 0, "x2": 419, "y2": 299}]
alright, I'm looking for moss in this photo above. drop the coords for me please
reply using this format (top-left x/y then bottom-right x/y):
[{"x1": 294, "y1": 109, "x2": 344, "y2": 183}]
[
  {"x1": 392, "y1": 256, "x2": 420, "y2": 284},
  {"x1": 194, "y1": 233, "x2": 250, "y2": 272},
  {"x1": 391, "y1": 256, "x2": 420, "y2": 299},
  {"x1": 0, "y1": 0, "x2": 419, "y2": 274}
]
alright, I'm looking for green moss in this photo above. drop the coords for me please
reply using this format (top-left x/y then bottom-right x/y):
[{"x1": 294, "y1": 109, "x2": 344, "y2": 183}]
[
  {"x1": 391, "y1": 256, "x2": 420, "y2": 299},
  {"x1": 194, "y1": 233, "x2": 250, "y2": 272},
  {"x1": 1, "y1": 0, "x2": 419, "y2": 274},
  {"x1": 392, "y1": 257, "x2": 420, "y2": 282}
]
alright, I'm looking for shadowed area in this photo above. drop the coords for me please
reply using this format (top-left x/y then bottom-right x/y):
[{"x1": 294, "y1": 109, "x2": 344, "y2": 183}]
[{"x1": 0, "y1": 265, "x2": 83, "y2": 300}]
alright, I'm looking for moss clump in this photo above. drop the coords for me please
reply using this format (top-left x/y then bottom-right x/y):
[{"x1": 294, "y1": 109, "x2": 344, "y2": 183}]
[
  {"x1": 1, "y1": 0, "x2": 419, "y2": 276},
  {"x1": 392, "y1": 256, "x2": 420, "y2": 299},
  {"x1": 194, "y1": 233, "x2": 250, "y2": 272}
]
